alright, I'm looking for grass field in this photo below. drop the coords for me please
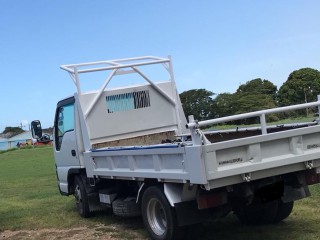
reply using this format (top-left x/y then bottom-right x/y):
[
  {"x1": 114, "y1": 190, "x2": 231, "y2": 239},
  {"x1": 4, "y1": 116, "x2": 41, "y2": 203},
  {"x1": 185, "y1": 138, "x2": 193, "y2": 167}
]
[{"x1": 1, "y1": 147, "x2": 320, "y2": 239}]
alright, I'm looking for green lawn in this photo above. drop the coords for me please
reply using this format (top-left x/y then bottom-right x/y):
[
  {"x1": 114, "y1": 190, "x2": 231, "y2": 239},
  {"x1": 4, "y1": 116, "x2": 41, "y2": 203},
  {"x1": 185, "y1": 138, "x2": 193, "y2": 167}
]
[
  {"x1": 0, "y1": 147, "x2": 115, "y2": 230},
  {"x1": 1, "y1": 147, "x2": 320, "y2": 239}
]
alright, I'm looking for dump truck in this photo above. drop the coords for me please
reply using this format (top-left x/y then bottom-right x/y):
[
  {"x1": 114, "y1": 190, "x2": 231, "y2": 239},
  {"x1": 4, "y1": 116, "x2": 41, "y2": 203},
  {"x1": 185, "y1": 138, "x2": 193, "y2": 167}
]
[{"x1": 32, "y1": 56, "x2": 320, "y2": 240}]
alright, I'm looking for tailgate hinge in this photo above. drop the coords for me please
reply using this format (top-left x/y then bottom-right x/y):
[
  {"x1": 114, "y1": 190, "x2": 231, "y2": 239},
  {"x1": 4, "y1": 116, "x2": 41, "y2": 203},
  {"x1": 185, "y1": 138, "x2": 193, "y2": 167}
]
[
  {"x1": 305, "y1": 160, "x2": 314, "y2": 169},
  {"x1": 242, "y1": 173, "x2": 252, "y2": 182}
]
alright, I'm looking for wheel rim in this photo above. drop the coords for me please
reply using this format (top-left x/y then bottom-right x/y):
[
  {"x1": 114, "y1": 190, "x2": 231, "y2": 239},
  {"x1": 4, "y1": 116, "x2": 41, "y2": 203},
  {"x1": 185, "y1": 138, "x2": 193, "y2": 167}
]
[
  {"x1": 146, "y1": 197, "x2": 167, "y2": 236},
  {"x1": 74, "y1": 185, "x2": 82, "y2": 204}
]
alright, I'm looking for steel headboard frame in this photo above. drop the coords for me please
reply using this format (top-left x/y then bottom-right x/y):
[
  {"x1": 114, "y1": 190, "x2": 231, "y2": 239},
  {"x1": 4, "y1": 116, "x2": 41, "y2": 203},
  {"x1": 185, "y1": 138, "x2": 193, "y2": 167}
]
[{"x1": 60, "y1": 56, "x2": 178, "y2": 119}]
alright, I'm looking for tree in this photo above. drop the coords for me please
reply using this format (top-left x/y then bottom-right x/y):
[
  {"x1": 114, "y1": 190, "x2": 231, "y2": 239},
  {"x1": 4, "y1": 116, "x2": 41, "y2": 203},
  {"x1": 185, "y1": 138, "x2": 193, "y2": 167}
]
[
  {"x1": 236, "y1": 93, "x2": 279, "y2": 122},
  {"x1": 213, "y1": 93, "x2": 237, "y2": 118},
  {"x1": 2, "y1": 127, "x2": 24, "y2": 135},
  {"x1": 235, "y1": 78, "x2": 279, "y2": 122},
  {"x1": 278, "y1": 68, "x2": 320, "y2": 106},
  {"x1": 237, "y1": 78, "x2": 277, "y2": 100},
  {"x1": 235, "y1": 93, "x2": 277, "y2": 114},
  {"x1": 179, "y1": 89, "x2": 215, "y2": 121},
  {"x1": 213, "y1": 79, "x2": 278, "y2": 124}
]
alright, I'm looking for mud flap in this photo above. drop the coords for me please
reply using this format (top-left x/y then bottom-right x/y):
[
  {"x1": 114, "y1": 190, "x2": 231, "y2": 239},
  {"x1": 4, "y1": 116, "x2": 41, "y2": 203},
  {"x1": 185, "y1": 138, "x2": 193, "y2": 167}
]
[{"x1": 174, "y1": 201, "x2": 210, "y2": 226}]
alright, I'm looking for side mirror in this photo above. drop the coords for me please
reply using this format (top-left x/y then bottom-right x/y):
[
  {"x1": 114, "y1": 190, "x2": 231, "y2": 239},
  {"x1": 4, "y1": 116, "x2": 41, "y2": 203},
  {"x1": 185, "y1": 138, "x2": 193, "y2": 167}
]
[{"x1": 31, "y1": 120, "x2": 43, "y2": 139}]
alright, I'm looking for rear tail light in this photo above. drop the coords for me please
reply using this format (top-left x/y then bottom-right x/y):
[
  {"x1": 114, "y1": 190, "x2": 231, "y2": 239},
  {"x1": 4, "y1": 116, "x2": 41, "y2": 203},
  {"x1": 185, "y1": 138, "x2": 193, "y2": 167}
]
[
  {"x1": 305, "y1": 168, "x2": 320, "y2": 185},
  {"x1": 198, "y1": 191, "x2": 227, "y2": 209}
]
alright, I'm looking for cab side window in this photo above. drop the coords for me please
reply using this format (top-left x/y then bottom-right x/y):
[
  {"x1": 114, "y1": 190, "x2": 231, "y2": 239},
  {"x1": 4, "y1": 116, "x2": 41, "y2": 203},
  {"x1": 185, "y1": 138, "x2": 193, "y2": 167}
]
[{"x1": 55, "y1": 103, "x2": 74, "y2": 151}]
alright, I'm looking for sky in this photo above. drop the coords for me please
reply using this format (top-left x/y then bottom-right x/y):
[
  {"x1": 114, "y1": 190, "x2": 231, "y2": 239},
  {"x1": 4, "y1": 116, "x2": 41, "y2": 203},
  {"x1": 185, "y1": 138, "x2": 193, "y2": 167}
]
[{"x1": 1, "y1": 0, "x2": 320, "y2": 131}]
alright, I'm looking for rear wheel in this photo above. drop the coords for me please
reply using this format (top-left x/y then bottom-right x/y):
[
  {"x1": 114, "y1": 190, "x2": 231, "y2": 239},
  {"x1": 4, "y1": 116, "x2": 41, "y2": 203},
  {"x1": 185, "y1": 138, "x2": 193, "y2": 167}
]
[
  {"x1": 74, "y1": 176, "x2": 91, "y2": 218},
  {"x1": 141, "y1": 186, "x2": 185, "y2": 240},
  {"x1": 274, "y1": 200, "x2": 294, "y2": 223},
  {"x1": 236, "y1": 200, "x2": 278, "y2": 225}
]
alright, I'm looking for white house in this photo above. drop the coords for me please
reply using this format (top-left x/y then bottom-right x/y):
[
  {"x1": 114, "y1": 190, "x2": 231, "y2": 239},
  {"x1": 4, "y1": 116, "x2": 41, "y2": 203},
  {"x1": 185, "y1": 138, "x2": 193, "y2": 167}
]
[
  {"x1": 0, "y1": 137, "x2": 7, "y2": 151},
  {"x1": 8, "y1": 131, "x2": 33, "y2": 148}
]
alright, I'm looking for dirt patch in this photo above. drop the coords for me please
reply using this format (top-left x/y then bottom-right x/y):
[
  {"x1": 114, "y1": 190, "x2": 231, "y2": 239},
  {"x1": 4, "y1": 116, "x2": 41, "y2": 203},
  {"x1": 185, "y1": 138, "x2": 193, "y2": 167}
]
[{"x1": 0, "y1": 224, "x2": 148, "y2": 240}]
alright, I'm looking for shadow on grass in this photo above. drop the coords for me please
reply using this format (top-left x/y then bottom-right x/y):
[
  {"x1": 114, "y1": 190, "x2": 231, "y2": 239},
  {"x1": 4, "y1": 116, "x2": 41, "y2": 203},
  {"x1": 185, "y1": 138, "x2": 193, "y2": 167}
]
[
  {"x1": 88, "y1": 212, "x2": 320, "y2": 240},
  {"x1": 182, "y1": 214, "x2": 320, "y2": 240}
]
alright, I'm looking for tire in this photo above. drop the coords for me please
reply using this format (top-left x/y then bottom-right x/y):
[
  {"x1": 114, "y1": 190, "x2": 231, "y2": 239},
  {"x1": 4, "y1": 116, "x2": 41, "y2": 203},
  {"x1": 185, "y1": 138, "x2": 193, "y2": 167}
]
[
  {"x1": 141, "y1": 186, "x2": 185, "y2": 240},
  {"x1": 74, "y1": 176, "x2": 91, "y2": 218},
  {"x1": 236, "y1": 200, "x2": 278, "y2": 225},
  {"x1": 274, "y1": 200, "x2": 294, "y2": 223},
  {"x1": 112, "y1": 197, "x2": 141, "y2": 217}
]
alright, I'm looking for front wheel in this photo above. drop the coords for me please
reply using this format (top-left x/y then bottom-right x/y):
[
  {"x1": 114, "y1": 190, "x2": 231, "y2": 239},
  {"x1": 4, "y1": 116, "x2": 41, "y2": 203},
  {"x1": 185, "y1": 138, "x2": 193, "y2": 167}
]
[
  {"x1": 74, "y1": 176, "x2": 91, "y2": 218},
  {"x1": 141, "y1": 186, "x2": 185, "y2": 240}
]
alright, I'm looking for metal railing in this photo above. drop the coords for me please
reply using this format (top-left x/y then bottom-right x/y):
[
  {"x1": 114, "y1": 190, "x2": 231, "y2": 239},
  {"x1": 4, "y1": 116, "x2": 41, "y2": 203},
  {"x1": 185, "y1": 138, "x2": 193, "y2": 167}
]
[{"x1": 187, "y1": 95, "x2": 320, "y2": 145}]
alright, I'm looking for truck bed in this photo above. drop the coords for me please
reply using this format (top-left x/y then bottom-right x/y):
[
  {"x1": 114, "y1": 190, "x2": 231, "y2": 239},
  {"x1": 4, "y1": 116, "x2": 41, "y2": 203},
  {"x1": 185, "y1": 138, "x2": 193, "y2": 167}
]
[{"x1": 84, "y1": 124, "x2": 320, "y2": 190}]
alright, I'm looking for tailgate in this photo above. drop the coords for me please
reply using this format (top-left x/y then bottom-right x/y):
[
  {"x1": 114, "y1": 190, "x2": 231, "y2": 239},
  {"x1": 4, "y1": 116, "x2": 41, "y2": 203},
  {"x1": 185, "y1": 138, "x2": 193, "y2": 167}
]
[{"x1": 203, "y1": 125, "x2": 320, "y2": 189}]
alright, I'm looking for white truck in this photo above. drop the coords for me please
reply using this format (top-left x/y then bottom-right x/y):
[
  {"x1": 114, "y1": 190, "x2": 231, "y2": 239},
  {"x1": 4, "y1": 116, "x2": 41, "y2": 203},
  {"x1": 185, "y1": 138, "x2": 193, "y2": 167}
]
[{"x1": 32, "y1": 56, "x2": 320, "y2": 240}]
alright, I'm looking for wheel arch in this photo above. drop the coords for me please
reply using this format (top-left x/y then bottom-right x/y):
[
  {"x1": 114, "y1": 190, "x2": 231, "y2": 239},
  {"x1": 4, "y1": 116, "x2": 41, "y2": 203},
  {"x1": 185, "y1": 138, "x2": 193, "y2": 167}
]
[
  {"x1": 67, "y1": 168, "x2": 86, "y2": 195},
  {"x1": 137, "y1": 181, "x2": 197, "y2": 207},
  {"x1": 136, "y1": 179, "x2": 161, "y2": 204}
]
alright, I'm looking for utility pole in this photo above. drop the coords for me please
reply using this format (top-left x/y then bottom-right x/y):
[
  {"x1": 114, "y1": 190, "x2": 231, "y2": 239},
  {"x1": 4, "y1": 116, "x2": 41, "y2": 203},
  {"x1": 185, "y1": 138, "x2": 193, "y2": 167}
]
[{"x1": 304, "y1": 88, "x2": 308, "y2": 117}]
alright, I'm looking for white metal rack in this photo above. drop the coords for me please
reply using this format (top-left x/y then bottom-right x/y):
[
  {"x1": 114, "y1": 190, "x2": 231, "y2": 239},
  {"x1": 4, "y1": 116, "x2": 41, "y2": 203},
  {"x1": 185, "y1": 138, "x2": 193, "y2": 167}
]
[
  {"x1": 60, "y1": 56, "x2": 187, "y2": 146},
  {"x1": 60, "y1": 56, "x2": 178, "y2": 119}
]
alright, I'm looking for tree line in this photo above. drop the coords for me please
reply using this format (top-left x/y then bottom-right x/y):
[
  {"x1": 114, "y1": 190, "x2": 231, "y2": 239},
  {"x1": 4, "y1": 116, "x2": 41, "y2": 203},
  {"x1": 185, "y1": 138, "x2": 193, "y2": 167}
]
[
  {"x1": 179, "y1": 68, "x2": 320, "y2": 124},
  {"x1": 2, "y1": 127, "x2": 24, "y2": 135},
  {"x1": 0, "y1": 127, "x2": 24, "y2": 139}
]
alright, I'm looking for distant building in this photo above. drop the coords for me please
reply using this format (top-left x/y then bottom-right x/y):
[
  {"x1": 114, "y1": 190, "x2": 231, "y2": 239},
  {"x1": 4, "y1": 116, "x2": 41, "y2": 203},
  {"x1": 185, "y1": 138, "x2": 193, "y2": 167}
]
[
  {"x1": 0, "y1": 130, "x2": 53, "y2": 151},
  {"x1": 43, "y1": 127, "x2": 53, "y2": 135},
  {"x1": 8, "y1": 131, "x2": 33, "y2": 148},
  {"x1": 0, "y1": 137, "x2": 7, "y2": 151}
]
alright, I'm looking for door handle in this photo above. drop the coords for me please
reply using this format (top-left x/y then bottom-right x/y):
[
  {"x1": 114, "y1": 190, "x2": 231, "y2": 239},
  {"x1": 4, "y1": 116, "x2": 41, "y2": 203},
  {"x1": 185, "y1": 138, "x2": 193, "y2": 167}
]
[{"x1": 71, "y1": 150, "x2": 76, "y2": 157}]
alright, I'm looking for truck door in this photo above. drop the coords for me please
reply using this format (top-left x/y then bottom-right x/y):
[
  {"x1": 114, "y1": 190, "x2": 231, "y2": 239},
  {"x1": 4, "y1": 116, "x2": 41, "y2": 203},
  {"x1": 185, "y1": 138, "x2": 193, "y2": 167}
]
[{"x1": 54, "y1": 97, "x2": 80, "y2": 168}]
